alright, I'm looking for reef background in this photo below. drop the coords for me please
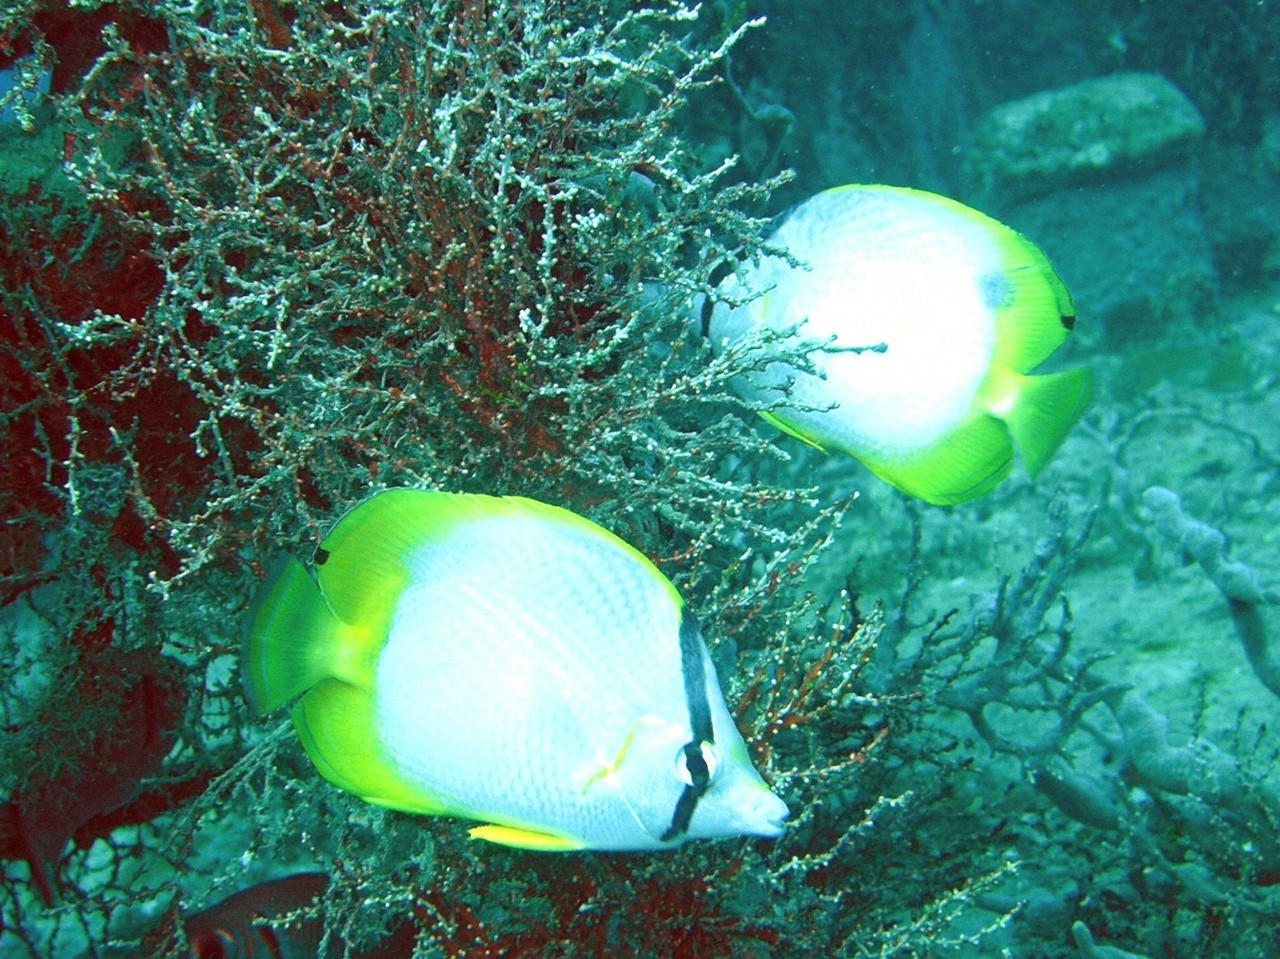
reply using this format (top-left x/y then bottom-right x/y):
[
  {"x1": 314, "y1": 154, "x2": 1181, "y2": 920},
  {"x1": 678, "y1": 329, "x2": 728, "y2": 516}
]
[{"x1": 1, "y1": 2, "x2": 1278, "y2": 957}]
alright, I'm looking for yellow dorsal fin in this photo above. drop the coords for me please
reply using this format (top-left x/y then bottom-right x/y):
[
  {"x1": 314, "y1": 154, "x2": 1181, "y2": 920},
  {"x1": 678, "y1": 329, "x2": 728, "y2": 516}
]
[
  {"x1": 319, "y1": 489, "x2": 681, "y2": 614},
  {"x1": 989, "y1": 232, "x2": 1078, "y2": 374},
  {"x1": 315, "y1": 489, "x2": 471, "y2": 624}
]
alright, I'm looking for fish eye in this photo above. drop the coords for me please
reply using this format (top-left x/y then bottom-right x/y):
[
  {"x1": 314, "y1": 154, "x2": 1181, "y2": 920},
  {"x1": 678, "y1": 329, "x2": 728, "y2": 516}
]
[
  {"x1": 192, "y1": 929, "x2": 236, "y2": 959},
  {"x1": 674, "y1": 740, "x2": 719, "y2": 787}
]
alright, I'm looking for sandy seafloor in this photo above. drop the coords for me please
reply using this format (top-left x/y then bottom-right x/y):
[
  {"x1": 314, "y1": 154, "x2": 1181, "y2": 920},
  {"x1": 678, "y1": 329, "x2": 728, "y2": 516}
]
[{"x1": 793, "y1": 272, "x2": 1280, "y2": 953}]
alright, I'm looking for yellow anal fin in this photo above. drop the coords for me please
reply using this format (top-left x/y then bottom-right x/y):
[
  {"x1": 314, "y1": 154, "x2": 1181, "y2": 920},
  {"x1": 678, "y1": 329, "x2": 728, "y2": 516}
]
[
  {"x1": 469, "y1": 823, "x2": 588, "y2": 852},
  {"x1": 758, "y1": 410, "x2": 827, "y2": 452},
  {"x1": 858, "y1": 415, "x2": 1014, "y2": 506},
  {"x1": 292, "y1": 680, "x2": 449, "y2": 816},
  {"x1": 991, "y1": 366, "x2": 1093, "y2": 476}
]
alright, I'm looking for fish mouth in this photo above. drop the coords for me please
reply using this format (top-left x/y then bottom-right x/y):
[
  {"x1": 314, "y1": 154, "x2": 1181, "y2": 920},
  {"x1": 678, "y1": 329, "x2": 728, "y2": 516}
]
[
  {"x1": 759, "y1": 812, "x2": 789, "y2": 837},
  {"x1": 749, "y1": 792, "x2": 790, "y2": 837}
]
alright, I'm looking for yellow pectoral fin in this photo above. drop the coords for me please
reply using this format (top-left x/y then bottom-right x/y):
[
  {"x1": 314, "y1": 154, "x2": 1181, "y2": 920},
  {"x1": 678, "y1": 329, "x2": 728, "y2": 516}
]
[
  {"x1": 758, "y1": 410, "x2": 827, "y2": 452},
  {"x1": 292, "y1": 680, "x2": 449, "y2": 816},
  {"x1": 469, "y1": 823, "x2": 589, "y2": 852},
  {"x1": 581, "y1": 721, "x2": 641, "y2": 796},
  {"x1": 857, "y1": 415, "x2": 1014, "y2": 506}
]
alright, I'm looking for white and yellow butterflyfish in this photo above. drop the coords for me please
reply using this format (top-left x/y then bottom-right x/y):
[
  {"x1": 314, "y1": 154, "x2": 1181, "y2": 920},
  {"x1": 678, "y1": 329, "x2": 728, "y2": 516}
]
[
  {"x1": 242, "y1": 489, "x2": 788, "y2": 851},
  {"x1": 704, "y1": 184, "x2": 1092, "y2": 505}
]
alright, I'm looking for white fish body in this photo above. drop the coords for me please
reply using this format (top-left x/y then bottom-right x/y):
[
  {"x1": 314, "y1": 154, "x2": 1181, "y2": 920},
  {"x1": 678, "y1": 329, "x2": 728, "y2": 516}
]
[
  {"x1": 243, "y1": 490, "x2": 787, "y2": 851},
  {"x1": 707, "y1": 185, "x2": 1091, "y2": 505}
]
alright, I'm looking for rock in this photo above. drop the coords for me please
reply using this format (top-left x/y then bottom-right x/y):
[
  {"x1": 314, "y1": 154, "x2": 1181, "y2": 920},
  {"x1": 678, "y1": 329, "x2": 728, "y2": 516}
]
[
  {"x1": 1198, "y1": 140, "x2": 1280, "y2": 290},
  {"x1": 967, "y1": 72, "x2": 1206, "y2": 204}
]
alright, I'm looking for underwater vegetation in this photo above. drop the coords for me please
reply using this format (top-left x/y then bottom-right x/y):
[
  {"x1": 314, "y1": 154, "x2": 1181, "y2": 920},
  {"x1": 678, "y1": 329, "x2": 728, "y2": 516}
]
[{"x1": 1, "y1": 1, "x2": 1279, "y2": 957}]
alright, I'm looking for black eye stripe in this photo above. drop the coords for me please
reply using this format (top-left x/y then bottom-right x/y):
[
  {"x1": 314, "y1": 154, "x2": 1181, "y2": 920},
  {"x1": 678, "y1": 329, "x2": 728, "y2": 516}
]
[
  {"x1": 678, "y1": 608, "x2": 714, "y2": 744},
  {"x1": 682, "y1": 742, "x2": 710, "y2": 786},
  {"x1": 661, "y1": 608, "x2": 715, "y2": 842}
]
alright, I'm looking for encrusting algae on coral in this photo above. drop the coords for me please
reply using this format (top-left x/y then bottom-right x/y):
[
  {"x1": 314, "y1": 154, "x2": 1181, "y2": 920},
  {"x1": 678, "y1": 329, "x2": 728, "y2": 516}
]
[
  {"x1": 0, "y1": 2, "x2": 887, "y2": 955},
  {"x1": 27, "y1": 1, "x2": 1274, "y2": 958}
]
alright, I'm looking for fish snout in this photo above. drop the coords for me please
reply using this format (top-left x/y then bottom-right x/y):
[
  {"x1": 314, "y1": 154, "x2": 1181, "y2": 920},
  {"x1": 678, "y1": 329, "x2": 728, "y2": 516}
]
[{"x1": 744, "y1": 786, "x2": 790, "y2": 838}]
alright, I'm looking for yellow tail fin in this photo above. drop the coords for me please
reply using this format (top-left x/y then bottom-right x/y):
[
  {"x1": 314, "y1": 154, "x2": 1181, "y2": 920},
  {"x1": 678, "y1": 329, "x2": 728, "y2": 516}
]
[
  {"x1": 241, "y1": 558, "x2": 343, "y2": 715},
  {"x1": 1001, "y1": 366, "x2": 1093, "y2": 476}
]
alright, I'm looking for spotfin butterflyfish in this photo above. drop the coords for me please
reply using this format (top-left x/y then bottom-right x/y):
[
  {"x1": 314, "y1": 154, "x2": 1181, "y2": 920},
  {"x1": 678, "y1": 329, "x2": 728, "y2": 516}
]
[
  {"x1": 242, "y1": 489, "x2": 788, "y2": 851},
  {"x1": 703, "y1": 184, "x2": 1092, "y2": 505}
]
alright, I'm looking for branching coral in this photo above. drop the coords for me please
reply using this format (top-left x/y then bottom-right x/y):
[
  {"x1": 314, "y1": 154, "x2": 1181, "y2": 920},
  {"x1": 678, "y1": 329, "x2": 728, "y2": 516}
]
[
  {"x1": 0, "y1": 2, "x2": 878, "y2": 955},
  {"x1": 1142, "y1": 485, "x2": 1280, "y2": 698},
  {"x1": 4, "y1": 3, "x2": 1276, "y2": 959}
]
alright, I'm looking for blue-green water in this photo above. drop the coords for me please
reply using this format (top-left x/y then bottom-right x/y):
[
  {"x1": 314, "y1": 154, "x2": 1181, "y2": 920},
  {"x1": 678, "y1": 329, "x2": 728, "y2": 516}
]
[{"x1": 1, "y1": 2, "x2": 1278, "y2": 957}]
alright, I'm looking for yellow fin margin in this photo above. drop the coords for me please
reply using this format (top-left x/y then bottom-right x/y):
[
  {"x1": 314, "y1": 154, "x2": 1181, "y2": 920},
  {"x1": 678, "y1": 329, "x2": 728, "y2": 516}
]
[
  {"x1": 315, "y1": 489, "x2": 469, "y2": 626},
  {"x1": 293, "y1": 680, "x2": 450, "y2": 816},
  {"x1": 986, "y1": 365, "x2": 1093, "y2": 476},
  {"x1": 503, "y1": 495, "x2": 682, "y2": 604},
  {"x1": 989, "y1": 233, "x2": 1077, "y2": 374},
  {"x1": 860, "y1": 365, "x2": 1092, "y2": 505},
  {"x1": 758, "y1": 410, "x2": 827, "y2": 452},
  {"x1": 321, "y1": 489, "x2": 682, "y2": 613},
  {"x1": 839, "y1": 184, "x2": 1078, "y2": 375},
  {"x1": 855, "y1": 414, "x2": 1014, "y2": 506}
]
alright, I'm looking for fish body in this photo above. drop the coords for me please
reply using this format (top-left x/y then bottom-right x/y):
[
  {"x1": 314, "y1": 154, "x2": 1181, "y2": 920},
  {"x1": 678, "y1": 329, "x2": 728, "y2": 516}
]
[
  {"x1": 180, "y1": 872, "x2": 419, "y2": 958},
  {"x1": 183, "y1": 873, "x2": 329, "y2": 959},
  {"x1": 242, "y1": 490, "x2": 787, "y2": 851},
  {"x1": 706, "y1": 184, "x2": 1092, "y2": 505}
]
